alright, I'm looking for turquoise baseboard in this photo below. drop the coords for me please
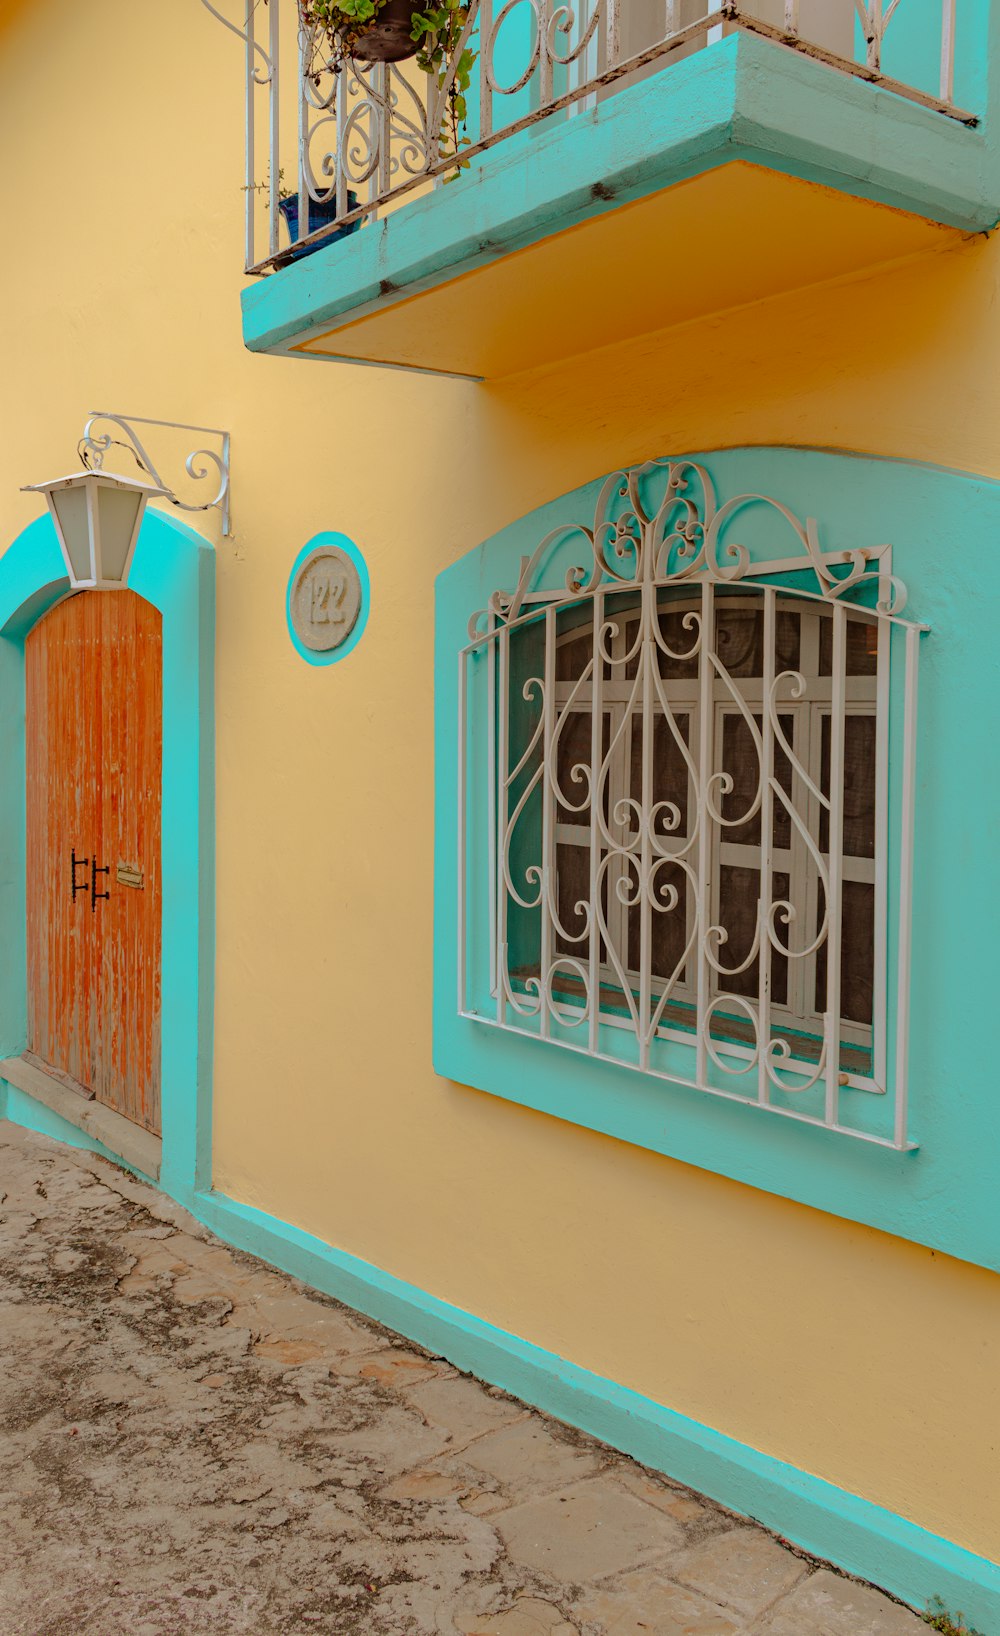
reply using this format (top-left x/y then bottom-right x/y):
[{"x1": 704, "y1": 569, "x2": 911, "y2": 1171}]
[{"x1": 4, "y1": 1089, "x2": 998, "y2": 1630}]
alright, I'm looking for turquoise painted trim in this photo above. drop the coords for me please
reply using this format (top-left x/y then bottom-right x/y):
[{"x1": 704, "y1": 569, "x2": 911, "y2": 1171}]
[
  {"x1": 0, "y1": 507, "x2": 215, "y2": 1198},
  {"x1": 435, "y1": 448, "x2": 1000, "y2": 1273},
  {"x1": 242, "y1": 29, "x2": 1000, "y2": 361},
  {"x1": 286, "y1": 533, "x2": 371, "y2": 667},
  {"x1": 187, "y1": 1182, "x2": 1000, "y2": 1633}
]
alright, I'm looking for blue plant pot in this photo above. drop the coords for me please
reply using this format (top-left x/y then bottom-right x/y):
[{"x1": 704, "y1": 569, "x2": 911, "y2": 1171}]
[{"x1": 278, "y1": 191, "x2": 361, "y2": 262}]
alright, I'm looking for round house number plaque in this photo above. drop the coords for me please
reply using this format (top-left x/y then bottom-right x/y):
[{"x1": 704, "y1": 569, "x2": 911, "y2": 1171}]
[{"x1": 289, "y1": 545, "x2": 363, "y2": 654}]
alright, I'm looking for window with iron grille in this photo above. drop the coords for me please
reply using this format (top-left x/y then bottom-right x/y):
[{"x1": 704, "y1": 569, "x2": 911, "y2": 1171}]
[{"x1": 458, "y1": 461, "x2": 926, "y2": 1150}]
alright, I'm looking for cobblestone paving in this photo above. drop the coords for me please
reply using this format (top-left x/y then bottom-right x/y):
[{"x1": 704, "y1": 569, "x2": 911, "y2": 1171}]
[{"x1": 0, "y1": 1124, "x2": 929, "y2": 1636}]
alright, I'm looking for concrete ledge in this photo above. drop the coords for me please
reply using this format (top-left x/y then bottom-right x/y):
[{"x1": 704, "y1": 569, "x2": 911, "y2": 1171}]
[{"x1": 0, "y1": 1056, "x2": 161, "y2": 1181}]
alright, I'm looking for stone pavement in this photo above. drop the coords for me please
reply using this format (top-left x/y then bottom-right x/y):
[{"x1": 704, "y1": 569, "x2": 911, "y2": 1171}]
[{"x1": 0, "y1": 1123, "x2": 930, "y2": 1636}]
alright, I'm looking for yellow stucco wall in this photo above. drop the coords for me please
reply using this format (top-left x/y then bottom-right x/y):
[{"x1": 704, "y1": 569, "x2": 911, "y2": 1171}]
[{"x1": 1, "y1": 0, "x2": 998, "y2": 1563}]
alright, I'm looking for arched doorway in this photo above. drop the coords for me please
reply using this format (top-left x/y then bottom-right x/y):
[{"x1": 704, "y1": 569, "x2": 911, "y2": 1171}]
[{"x1": 24, "y1": 589, "x2": 163, "y2": 1134}]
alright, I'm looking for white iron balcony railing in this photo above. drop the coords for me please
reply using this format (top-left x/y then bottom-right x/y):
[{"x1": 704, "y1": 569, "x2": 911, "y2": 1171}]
[{"x1": 203, "y1": 0, "x2": 970, "y2": 276}]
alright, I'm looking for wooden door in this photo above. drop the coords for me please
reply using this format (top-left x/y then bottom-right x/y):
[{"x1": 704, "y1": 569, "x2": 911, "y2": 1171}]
[{"x1": 25, "y1": 591, "x2": 163, "y2": 1133}]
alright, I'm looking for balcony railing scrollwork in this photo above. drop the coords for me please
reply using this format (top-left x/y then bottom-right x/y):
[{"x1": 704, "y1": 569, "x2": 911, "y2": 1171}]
[{"x1": 200, "y1": 0, "x2": 974, "y2": 276}]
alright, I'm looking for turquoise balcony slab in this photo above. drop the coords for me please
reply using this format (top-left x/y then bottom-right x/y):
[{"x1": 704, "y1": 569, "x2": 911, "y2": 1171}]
[{"x1": 241, "y1": 29, "x2": 1000, "y2": 380}]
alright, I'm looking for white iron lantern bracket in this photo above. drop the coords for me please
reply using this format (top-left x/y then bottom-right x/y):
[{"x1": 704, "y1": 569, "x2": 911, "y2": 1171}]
[{"x1": 80, "y1": 412, "x2": 233, "y2": 537}]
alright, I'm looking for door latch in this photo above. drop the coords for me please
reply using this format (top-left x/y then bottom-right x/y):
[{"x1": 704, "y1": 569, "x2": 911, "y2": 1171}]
[
  {"x1": 71, "y1": 849, "x2": 90, "y2": 904},
  {"x1": 91, "y1": 860, "x2": 110, "y2": 912},
  {"x1": 69, "y1": 850, "x2": 117, "y2": 908}
]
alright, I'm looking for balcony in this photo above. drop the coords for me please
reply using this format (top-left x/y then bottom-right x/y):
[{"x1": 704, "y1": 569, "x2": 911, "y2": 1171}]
[{"x1": 209, "y1": 1, "x2": 1000, "y2": 379}]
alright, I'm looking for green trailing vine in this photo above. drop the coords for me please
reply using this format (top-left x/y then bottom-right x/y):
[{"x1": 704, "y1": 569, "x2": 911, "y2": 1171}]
[
  {"x1": 299, "y1": 0, "x2": 476, "y2": 165},
  {"x1": 924, "y1": 1597, "x2": 986, "y2": 1636}
]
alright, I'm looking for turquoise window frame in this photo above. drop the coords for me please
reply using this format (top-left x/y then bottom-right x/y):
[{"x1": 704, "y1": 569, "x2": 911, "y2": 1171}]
[{"x1": 434, "y1": 447, "x2": 1000, "y2": 1273}]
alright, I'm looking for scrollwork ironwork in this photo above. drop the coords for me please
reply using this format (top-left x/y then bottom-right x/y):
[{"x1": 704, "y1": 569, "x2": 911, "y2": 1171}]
[
  {"x1": 200, "y1": 0, "x2": 968, "y2": 274},
  {"x1": 80, "y1": 413, "x2": 232, "y2": 536},
  {"x1": 463, "y1": 457, "x2": 927, "y2": 1150}
]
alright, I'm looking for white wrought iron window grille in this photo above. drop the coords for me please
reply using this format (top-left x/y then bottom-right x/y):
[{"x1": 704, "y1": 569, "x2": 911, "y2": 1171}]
[{"x1": 458, "y1": 462, "x2": 927, "y2": 1150}]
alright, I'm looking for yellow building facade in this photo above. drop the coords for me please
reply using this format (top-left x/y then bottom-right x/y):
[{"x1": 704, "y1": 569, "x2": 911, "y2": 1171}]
[{"x1": 1, "y1": 0, "x2": 998, "y2": 1621}]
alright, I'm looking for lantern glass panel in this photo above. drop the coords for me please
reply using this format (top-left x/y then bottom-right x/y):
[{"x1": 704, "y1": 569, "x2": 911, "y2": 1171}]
[
  {"x1": 96, "y1": 484, "x2": 143, "y2": 583},
  {"x1": 50, "y1": 483, "x2": 93, "y2": 585}
]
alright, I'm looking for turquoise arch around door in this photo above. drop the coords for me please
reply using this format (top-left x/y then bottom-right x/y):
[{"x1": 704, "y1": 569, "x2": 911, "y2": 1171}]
[{"x1": 0, "y1": 507, "x2": 215, "y2": 1202}]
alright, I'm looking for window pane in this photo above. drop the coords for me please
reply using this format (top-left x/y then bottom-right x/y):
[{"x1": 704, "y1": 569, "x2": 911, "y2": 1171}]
[
  {"x1": 555, "y1": 712, "x2": 612, "y2": 829},
  {"x1": 815, "y1": 880, "x2": 875, "y2": 1027},
  {"x1": 843, "y1": 879, "x2": 876, "y2": 1027},
  {"x1": 555, "y1": 712, "x2": 594, "y2": 827},
  {"x1": 508, "y1": 616, "x2": 546, "y2": 785},
  {"x1": 716, "y1": 607, "x2": 761, "y2": 677},
  {"x1": 509, "y1": 594, "x2": 877, "y2": 1060},
  {"x1": 720, "y1": 714, "x2": 794, "y2": 850},
  {"x1": 556, "y1": 628, "x2": 592, "y2": 682},
  {"x1": 622, "y1": 596, "x2": 704, "y2": 680},
  {"x1": 622, "y1": 614, "x2": 642, "y2": 679},
  {"x1": 818, "y1": 611, "x2": 879, "y2": 676},
  {"x1": 715, "y1": 866, "x2": 789, "y2": 1007},
  {"x1": 627, "y1": 863, "x2": 690, "y2": 986},
  {"x1": 819, "y1": 713, "x2": 877, "y2": 858},
  {"x1": 594, "y1": 857, "x2": 616, "y2": 986},
  {"x1": 776, "y1": 610, "x2": 801, "y2": 673},
  {"x1": 603, "y1": 591, "x2": 641, "y2": 678},
  {"x1": 654, "y1": 603, "x2": 701, "y2": 680},
  {"x1": 714, "y1": 605, "x2": 800, "y2": 678},
  {"x1": 555, "y1": 843, "x2": 590, "y2": 956},
  {"x1": 628, "y1": 712, "x2": 691, "y2": 842}
]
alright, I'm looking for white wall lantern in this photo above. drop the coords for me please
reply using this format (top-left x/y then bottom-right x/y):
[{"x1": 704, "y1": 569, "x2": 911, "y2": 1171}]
[{"x1": 21, "y1": 468, "x2": 167, "y2": 591}]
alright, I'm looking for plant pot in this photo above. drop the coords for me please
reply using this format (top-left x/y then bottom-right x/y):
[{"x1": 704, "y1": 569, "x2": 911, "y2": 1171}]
[
  {"x1": 351, "y1": 0, "x2": 419, "y2": 63},
  {"x1": 278, "y1": 190, "x2": 360, "y2": 263}
]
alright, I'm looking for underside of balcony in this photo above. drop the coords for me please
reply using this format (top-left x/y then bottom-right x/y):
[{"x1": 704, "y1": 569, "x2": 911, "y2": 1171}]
[{"x1": 240, "y1": 30, "x2": 999, "y2": 382}]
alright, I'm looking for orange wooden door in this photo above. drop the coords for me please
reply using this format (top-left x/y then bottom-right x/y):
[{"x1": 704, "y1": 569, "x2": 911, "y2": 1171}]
[{"x1": 25, "y1": 591, "x2": 163, "y2": 1133}]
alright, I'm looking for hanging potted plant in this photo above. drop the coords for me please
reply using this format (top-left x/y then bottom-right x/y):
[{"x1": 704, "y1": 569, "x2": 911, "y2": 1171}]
[{"x1": 300, "y1": 0, "x2": 477, "y2": 163}]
